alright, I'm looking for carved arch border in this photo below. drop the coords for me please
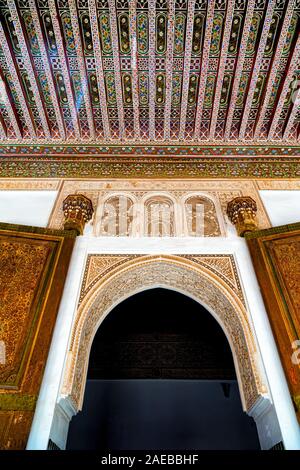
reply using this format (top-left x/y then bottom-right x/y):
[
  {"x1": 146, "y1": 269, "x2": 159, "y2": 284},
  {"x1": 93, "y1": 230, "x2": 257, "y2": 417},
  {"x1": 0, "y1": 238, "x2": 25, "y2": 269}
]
[{"x1": 61, "y1": 254, "x2": 269, "y2": 413}]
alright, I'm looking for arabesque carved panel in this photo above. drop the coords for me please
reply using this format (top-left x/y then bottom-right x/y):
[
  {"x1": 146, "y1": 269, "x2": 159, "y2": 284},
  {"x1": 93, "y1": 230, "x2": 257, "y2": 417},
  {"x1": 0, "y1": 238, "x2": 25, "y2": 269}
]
[
  {"x1": 246, "y1": 222, "x2": 300, "y2": 423},
  {"x1": 0, "y1": 224, "x2": 76, "y2": 450},
  {"x1": 0, "y1": 237, "x2": 52, "y2": 388}
]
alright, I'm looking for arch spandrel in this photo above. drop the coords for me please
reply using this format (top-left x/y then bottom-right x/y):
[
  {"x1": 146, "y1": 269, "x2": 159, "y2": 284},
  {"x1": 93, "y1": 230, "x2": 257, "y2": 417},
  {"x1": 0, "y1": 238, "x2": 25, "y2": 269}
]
[{"x1": 60, "y1": 255, "x2": 269, "y2": 413}]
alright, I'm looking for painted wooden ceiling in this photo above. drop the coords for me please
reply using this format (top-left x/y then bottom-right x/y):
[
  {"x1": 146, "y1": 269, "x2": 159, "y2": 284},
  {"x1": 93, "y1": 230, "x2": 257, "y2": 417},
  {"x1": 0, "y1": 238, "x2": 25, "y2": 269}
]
[{"x1": 0, "y1": 0, "x2": 299, "y2": 145}]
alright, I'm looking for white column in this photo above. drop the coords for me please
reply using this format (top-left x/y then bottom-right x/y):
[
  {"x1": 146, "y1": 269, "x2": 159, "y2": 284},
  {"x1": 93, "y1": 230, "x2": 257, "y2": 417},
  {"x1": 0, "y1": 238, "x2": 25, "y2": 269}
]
[
  {"x1": 232, "y1": 237, "x2": 300, "y2": 449},
  {"x1": 26, "y1": 237, "x2": 88, "y2": 450},
  {"x1": 48, "y1": 398, "x2": 77, "y2": 450},
  {"x1": 248, "y1": 397, "x2": 282, "y2": 450}
]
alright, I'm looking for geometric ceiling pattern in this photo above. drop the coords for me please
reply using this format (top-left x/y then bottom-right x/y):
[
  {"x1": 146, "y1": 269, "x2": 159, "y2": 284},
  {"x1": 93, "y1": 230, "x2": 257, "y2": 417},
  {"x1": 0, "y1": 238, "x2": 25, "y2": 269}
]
[{"x1": 0, "y1": 0, "x2": 299, "y2": 145}]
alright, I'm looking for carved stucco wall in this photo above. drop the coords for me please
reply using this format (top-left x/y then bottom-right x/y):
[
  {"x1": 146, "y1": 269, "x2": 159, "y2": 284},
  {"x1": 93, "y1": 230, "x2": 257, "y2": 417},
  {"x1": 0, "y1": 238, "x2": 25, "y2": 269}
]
[
  {"x1": 47, "y1": 179, "x2": 271, "y2": 236},
  {"x1": 61, "y1": 254, "x2": 268, "y2": 413},
  {"x1": 2, "y1": 178, "x2": 300, "y2": 234}
]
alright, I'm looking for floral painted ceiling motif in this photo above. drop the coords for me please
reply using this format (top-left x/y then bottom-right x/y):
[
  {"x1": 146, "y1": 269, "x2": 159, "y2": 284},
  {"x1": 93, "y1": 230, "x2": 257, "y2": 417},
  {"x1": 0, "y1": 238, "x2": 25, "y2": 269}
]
[{"x1": 0, "y1": 0, "x2": 299, "y2": 145}]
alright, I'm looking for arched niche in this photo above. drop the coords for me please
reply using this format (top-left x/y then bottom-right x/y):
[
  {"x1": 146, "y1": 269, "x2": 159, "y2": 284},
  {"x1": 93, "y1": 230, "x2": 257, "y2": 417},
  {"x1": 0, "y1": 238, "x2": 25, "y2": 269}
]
[
  {"x1": 87, "y1": 287, "x2": 237, "y2": 380},
  {"x1": 184, "y1": 194, "x2": 222, "y2": 237},
  {"x1": 98, "y1": 194, "x2": 134, "y2": 236},
  {"x1": 61, "y1": 255, "x2": 268, "y2": 414},
  {"x1": 144, "y1": 196, "x2": 175, "y2": 236},
  {"x1": 67, "y1": 288, "x2": 261, "y2": 450}
]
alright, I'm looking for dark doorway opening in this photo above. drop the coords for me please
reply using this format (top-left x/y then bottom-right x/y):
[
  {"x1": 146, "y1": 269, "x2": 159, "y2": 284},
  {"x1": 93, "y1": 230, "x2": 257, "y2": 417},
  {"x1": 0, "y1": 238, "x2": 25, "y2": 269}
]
[{"x1": 67, "y1": 288, "x2": 260, "y2": 450}]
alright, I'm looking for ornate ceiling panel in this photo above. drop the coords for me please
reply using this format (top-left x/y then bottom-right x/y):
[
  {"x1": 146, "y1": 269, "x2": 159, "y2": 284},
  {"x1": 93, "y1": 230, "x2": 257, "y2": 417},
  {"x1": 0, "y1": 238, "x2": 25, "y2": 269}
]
[{"x1": 0, "y1": 0, "x2": 299, "y2": 146}]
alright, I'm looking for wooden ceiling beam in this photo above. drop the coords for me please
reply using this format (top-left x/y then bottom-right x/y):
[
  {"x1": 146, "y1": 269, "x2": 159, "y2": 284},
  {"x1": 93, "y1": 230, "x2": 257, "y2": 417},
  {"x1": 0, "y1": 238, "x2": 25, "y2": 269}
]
[
  {"x1": 209, "y1": 0, "x2": 235, "y2": 139},
  {"x1": 0, "y1": 66, "x2": 22, "y2": 138},
  {"x1": 108, "y1": 0, "x2": 125, "y2": 139},
  {"x1": 0, "y1": 112, "x2": 7, "y2": 139},
  {"x1": 48, "y1": 0, "x2": 81, "y2": 138},
  {"x1": 148, "y1": 0, "x2": 156, "y2": 140},
  {"x1": 88, "y1": 0, "x2": 111, "y2": 139},
  {"x1": 68, "y1": 0, "x2": 95, "y2": 139},
  {"x1": 283, "y1": 98, "x2": 300, "y2": 141},
  {"x1": 269, "y1": 33, "x2": 300, "y2": 140},
  {"x1": 129, "y1": 0, "x2": 141, "y2": 139},
  {"x1": 194, "y1": 0, "x2": 215, "y2": 140},
  {"x1": 239, "y1": 0, "x2": 277, "y2": 139},
  {"x1": 178, "y1": 0, "x2": 196, "y2": 140},
  {"x1": 0, "y1": 22, "x2": 36, "y2": 137},
  {"x1": 28, "y1": 0, "x2": 66, "y2": 139},
  {"x1": 7, "y1": 0, "x2": 51, "y2": 138},
  {"x1": 224, "y1": 0, "x2": 256, "y2": 140},
  {"x1": 254, "y1": 0, "x2": 295, "y2": 139},
  {"x1": 283, "y1": 95, "x2": 300, "y2": 141},
  {"x1": 163, "y1": 0, "x2": 175, "y2": 140}
]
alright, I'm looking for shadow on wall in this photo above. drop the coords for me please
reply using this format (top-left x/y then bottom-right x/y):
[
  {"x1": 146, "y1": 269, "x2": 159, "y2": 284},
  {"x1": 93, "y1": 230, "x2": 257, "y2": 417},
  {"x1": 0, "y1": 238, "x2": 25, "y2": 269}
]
[{"x1": 67, "y1": 379, "x2": 260, "y2": 450}]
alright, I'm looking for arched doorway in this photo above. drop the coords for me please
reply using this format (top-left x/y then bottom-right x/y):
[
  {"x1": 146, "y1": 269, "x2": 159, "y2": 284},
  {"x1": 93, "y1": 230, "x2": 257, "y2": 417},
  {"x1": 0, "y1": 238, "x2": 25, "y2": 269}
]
[
  {"x1": 53, "y1": 255, "x2": 280, "y2": 450},
  {"x1": 66, "y1": 288, "x2": 260, "y2": 450}
]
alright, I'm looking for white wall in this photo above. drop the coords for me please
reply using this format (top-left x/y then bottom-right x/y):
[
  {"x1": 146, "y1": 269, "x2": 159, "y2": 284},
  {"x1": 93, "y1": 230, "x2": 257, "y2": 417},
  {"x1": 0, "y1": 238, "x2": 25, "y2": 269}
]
[
  {"x1": 259, "y1": 190, "x2": 300, "y2": 227},
  {"x1": 0, "y1": 191, "x2": 57, "y2": 227}
]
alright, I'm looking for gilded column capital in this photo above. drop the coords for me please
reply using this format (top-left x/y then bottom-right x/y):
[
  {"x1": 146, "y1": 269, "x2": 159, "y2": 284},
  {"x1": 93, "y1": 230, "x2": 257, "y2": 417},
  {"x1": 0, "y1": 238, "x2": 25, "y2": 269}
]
[
  {"x1": 227, "y1": 196, "x2": 258, "y2": 237},
  {"x1": 63, "y1": 194, "x2": 93, "y2": 235}
]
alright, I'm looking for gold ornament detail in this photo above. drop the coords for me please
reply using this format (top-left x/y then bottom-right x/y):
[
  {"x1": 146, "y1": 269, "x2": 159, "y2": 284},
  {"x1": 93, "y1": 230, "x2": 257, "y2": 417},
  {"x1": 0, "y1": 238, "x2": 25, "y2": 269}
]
[
  {"x1": 227, "y1": 196, "x2": 258, "y2": 237},
  {"x1": 63, "y1": 194, "x2": 94, "y2": 235}
]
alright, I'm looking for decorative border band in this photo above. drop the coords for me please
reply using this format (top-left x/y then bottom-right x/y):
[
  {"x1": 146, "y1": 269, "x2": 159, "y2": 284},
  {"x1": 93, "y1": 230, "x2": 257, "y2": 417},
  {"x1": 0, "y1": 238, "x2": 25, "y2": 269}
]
[
  {"x1": 0, "y1": 156, "x2": 299, "y2": 178},
  {"x1": 245, "y1": 222, "x2": 300, "y2": 239},
  {"x1": 1, "y1": 144, "x2": 300, "y2": 156},
  {"x1": 0, "y1": 222, "x2": 77, "y2": 238}
]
